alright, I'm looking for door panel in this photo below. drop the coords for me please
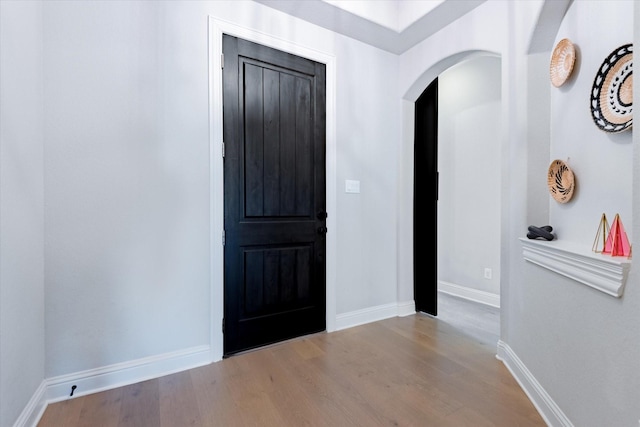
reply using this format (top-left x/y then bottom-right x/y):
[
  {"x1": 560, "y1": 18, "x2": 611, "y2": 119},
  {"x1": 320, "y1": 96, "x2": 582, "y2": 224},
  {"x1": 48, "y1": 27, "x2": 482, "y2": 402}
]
[
  {"x1": 414, "y1": 78, "x2": 438, "y2": 316},
  {"x1": 223, "y1": 35, "x2": 326, "y2": 357},
  {"x1": 244, "y1": 245, "x2": 313, "y2": 314}
]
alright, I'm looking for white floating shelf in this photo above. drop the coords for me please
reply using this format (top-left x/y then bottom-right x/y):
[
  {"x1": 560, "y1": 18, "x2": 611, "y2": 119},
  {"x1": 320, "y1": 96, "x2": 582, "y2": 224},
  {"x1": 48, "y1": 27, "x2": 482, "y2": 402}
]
[{"x1": 519, "y1": 238, "x2": 631, "y2": 298}]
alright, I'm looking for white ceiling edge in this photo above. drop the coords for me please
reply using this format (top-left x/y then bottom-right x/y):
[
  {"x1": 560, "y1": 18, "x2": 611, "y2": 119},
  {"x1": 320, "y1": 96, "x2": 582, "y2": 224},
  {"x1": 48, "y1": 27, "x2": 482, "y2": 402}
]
[
  {"x1": 253, "y1": 0, "x2": 487, "y2": 55},
  {"x1": 322, "y1": 0, "x2": 445, "y2": 33}
]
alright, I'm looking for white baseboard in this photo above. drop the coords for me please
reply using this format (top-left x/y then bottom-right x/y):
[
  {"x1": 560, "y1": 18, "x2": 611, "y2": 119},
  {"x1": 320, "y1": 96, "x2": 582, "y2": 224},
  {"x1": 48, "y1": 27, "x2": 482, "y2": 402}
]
[
  {"x1": 497, "y1": 340, "x2": 573, "y2": 427},
  {"x1": 13, "y1": 380, "x2": 47, "y2": 427},
  {"x1": 19, "y1": 345, "x2": 211, "y2": 427},
  {"x1": 336, "y1": 301, "x2": 416, "y2": 330},
  {"x1": 46, "y1": 345, "x2": 211, "y2": 404},
  {"x1": 438, "y1": 280, "x2": 500, "y2": 308},
  {"x1": 397, "y1": 300, "x2": 416, "y2": 317}
]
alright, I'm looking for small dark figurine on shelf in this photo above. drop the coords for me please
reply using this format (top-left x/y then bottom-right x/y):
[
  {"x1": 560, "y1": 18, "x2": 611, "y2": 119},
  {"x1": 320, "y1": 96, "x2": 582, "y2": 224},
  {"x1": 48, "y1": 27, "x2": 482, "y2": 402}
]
[{"x1": 527, "y1": 225, "x2": 556, "y2": 241}]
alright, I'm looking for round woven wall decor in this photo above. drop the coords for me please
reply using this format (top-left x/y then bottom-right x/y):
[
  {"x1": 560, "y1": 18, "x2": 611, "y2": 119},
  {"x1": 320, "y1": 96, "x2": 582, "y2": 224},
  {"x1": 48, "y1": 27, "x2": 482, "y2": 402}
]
[
  {"x1": 547, "y1": 159, "x2": 575, "y2": 204},
  {"x1": 590, "y1": 44, "x2": 633, "y2": 133},
  {"x1": 550, "y1": 38, "x2": 576, "y2": 87}
]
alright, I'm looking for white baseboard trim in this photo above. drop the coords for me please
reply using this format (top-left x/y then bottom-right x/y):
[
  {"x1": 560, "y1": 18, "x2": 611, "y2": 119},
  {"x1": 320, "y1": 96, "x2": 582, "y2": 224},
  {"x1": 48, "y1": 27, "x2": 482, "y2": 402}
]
[
  {"x1": 18, "y1": 345, "x2": 212, "y2": 427},
  {"x1": 438, "y1": 280, "x2": 500, "y2": 308},
  {"x1": 497, "y1": 340, "x2": 572, "y2": 427},
  {"x1": 336, "y1": 301, "x2": 415, "y2": 330},
  {"x1": 13, "y1": 380, "x2": 47, "y2": 427},
  {"x1": 45, "y1": 345, "x2": 211, "y2": 404},
  {"x1": 397, "y1": 300, "x2": 416, "y2": 317}
]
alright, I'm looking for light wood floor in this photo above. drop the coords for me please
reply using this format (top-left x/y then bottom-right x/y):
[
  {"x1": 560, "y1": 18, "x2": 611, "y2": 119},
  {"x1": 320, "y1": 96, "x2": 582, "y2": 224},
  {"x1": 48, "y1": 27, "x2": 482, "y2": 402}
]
[{"x1": 38, "y1": 294, "x2": 545, "y2": 426}]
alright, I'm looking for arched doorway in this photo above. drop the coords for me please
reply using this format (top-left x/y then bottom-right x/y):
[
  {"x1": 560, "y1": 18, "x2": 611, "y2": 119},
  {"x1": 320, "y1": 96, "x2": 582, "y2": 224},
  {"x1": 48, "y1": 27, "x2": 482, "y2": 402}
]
[{"x1": 413, "y1": 54, "x2": 502, "y2": 341}]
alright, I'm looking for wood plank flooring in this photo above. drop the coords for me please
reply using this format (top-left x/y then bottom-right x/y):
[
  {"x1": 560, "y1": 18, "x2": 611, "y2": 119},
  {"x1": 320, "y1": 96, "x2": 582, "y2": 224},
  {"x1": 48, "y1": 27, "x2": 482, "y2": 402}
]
[
  {"x1": 38, "y1": 294, "x2": 545, "y2": 426},
  {"x1": 435, "y1": 291, "x2": 500, "y2": 347}
]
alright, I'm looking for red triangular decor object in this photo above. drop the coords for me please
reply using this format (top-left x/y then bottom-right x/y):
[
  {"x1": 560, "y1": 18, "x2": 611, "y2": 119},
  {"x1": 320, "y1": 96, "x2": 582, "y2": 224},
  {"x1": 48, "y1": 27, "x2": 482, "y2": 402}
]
[{"x1": 603, "y1": 214, "x2": 631, "y2": 257}]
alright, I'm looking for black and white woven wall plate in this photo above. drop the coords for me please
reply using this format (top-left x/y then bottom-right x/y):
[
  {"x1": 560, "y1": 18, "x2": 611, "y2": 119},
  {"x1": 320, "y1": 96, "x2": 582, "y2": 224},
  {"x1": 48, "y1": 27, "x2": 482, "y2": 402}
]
[{"x1": 590, "y1": 43, "x2": 633, "y2": 133}]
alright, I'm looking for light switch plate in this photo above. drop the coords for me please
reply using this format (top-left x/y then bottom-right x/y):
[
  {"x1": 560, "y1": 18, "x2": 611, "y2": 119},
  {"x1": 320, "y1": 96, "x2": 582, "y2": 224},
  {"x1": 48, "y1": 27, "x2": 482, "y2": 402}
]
[{"x1": 345, "y1": 180, "x2": 360, "y2": 193}]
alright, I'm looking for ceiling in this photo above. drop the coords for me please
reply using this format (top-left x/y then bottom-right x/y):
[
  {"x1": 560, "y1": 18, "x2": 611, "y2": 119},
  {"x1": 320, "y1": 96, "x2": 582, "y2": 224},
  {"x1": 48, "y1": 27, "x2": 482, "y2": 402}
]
[{"x1": 253, "y1": 0, "x2": 487, "y2": 54}]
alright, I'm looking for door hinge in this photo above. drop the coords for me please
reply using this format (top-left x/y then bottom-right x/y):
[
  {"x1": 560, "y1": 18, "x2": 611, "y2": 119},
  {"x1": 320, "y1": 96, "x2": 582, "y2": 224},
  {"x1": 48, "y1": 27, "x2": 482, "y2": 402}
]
[
  {"x1": 222, "y1": 230, "x2": 225, "y2": 246},
  {"x1": 221, "y1": 53, "x2": 224, "y2": 69},
  {"x1": 222, "y1": 141, "x2": 225, "y2": 158},
  {"x1": 222, "y1": 318, "x2": 225, "y2": 333}
]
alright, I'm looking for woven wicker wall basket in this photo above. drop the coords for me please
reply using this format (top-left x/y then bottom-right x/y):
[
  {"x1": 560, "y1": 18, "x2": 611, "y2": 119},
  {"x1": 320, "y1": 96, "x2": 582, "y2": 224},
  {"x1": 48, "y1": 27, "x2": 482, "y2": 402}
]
[
  {"x1": 548, "y1": 159, "x2": 575, "y2": 203},
  {"x1": 550, "y1": 38, "x2": 576, "y2": 88}
]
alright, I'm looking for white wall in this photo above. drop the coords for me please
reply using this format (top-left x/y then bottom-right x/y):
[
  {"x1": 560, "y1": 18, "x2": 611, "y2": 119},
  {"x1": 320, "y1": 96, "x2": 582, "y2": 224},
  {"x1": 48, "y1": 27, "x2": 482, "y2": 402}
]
[
  {"x1": 549, "y1": 1, "x2": 633, "y2": 245},
  {"x1": 42, "y1": 0, "x2": 212, "y2": 377},
  {"x1": 438, "y1": 56, "x2": 502, "y2": 296},
  {"x1": 334, "y1": 40, "x2": 400, "y2": 314},
  {"x1": 5, "y1": 0, "x2": 640, "y2": 425},
  {"x1": 39, "y1": 0, "x2": 400, "y2": 379},
  {"x1": 0, "y1": 1, "x2": 46, "y2": 426},
  {"x1": 401, "y1": 0, "x2": 640, "y2": 425},
  {"x1": 512, "y1": 1, "x2": 639, "y2": 426}
]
